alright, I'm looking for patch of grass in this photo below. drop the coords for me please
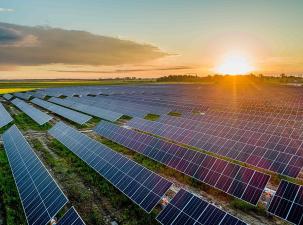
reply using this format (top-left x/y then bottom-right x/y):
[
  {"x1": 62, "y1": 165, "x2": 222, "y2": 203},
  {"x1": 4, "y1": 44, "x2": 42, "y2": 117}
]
[
  {"x1": 12, "y1": 112, "x2": 52, "y2": 131},
  {"x1": 230, "y1": 199, "x2": 267, "y2": 216},
  {"x1": 0, "y1": 122, "x2": 13, "y2": 134},
  {"x1": 144, "y1": 114, "x2": 160, "y2": 121},
  {"x1": 168, "y1": 111, "x2": 182, "y2": 117},
  {"x1": 0, "y1": 146, "x2": 26, "y2": 225}
]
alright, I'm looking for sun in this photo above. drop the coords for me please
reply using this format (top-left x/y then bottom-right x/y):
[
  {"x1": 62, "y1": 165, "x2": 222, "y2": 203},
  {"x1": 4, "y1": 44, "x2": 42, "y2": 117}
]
[{"x1": 215, "y1": 53, "x2": 254, "y2": 75}]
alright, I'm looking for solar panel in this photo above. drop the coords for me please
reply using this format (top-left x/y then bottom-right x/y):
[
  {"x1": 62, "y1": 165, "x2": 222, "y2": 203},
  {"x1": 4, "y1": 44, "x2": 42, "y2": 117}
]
[
  {"x1": 0, "y1": 103, "x2": 13, "y2": 128},
  {"x1": 2, "y1": 125, "x2": 68, "y2": 225},
  {"x1": 156, "y1": 189, "x2": 247, "y2": 225},
  {"x1": 49, "y1": 122, "x2": 172, "y2": 213},
  {"x1": 14, "y1": 92, "x2": 32, "y2": 100},
  {"x1": 3, "y1": 93, "x2": 13, "y2": 100},
  {"x1": 31, "y1": 98, "x2": 92, "y2": 125},
  {"x1": 49, "y1": 97, "x2": 123, "y2": 122},
  {"x1": 94, "y1": 121, "x2": 270, "y2": 205},
  {"x1": 57, "y1": 207, "x2": 86, "y2": 225},
  {"x1": 126, "y1": 117, "x2": 303, "y2": 178},
  {"x1": 267, "y1": 180, "x2": 303, "y2": 225},
  {"x1": 11, "y1": 98, "x2": 53, "y2": 125}
]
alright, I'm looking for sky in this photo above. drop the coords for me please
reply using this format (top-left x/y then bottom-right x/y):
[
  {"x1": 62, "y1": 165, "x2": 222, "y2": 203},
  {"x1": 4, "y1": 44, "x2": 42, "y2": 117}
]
[{"x1": 0, "y1": 0, "x2": 303, "y2": 79}]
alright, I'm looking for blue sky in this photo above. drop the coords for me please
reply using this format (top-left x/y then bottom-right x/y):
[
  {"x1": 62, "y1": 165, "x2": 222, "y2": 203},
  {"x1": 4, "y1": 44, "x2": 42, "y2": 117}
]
[{"x1": 1, "y1": 0, "x2": 303, "y2": 78}]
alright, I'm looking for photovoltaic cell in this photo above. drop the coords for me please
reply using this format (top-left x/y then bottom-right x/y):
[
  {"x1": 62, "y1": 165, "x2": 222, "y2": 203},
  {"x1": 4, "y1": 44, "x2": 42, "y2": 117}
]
[
  {"x1": 14, "y1": 92, "x2": 32, "y2": 100},
  {"x1": 0, "y1": 103, "x2": 13, "y2": 128},
  {"x1": 31, "y1": 98, "x2": 92, "y2": 125},
  {"x1": 126, "y1": 117, "x2": 303, "y2": 178},
  {"x1": 49, "y1": 97, "x2": 123, "y2": 122},
  {"x1": 2, "y1": 125, "x2": 68, "y2": 225},
  {"x1": 57, "y1": 207, "x2": 86, "y2": 225},
  {"x1": 11, "y1": 98, "x2": 53, "y2": 125},
  {"x1": 49, "y1": 122, "x2": 172, "y2": 213},
  {"x1": 267, "y1": 180, "x2": 303, "y2": 225},
  {"x1": 3, "y1": 93, "x2": 13, "y2": 100},
  {"x1": 156, "y1": 189, "x2": 247, "y2": 225},
  {"x1": 94, "y1": 121, "x2": 270, "y2": 205}
]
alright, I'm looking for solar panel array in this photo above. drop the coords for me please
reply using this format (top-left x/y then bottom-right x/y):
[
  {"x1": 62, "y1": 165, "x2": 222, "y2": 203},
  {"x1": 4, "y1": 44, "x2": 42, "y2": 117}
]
[
  {"x1": 14, "y1": 92, "x2": 32, "y2": 100},
  {"x1": 49, "y1": 97, "x2": 123, "y2": 122},
  {"x1": 156, "y1": 189, "x2": 247, "y2": 225},
  {"x1": 2, "y1": 125, "x2": 68, "y2": 225},
  {"x1": 67, "y1": 96, "x2": 170, "y2": 118},
  {"x1": 267, "y1": 180, "x2": 303, "y2": 225},
  {"x1": 127, "y1": 117, "x2": 303, "y2": 178},
  {"x1": 3, "y1": 93, "x2": 13, "y2": 100},
  {"x1": 49, "y1": 122, "x2": 172, "y2": 213},
  {"x1": 31, "y1": 98, "x2": 92, "y2": 125},
  {"x1": 11, "y1": 98, "x2": 53, "y2": 125},
  {"x1": 57, "y1": 207, "x2": 86, "y2": 225},
  {"x1": 94, "y1": 121, "x2": 270, "y2": 205},
  {"x1": 0, "y1": 103, "x2": 13, "y2": 128}
]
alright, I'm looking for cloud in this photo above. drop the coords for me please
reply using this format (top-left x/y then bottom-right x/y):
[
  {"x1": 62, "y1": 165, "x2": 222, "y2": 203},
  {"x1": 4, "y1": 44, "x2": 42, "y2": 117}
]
[
  {"x1": 0, "y1": 22, "x2": 168, "y2": 66},
  {"x1": 0, "y1": 8, "x2": 14, "y2": 12},
  {"x1": 51, "y1": 65, "x2": 195, "y2": 73}
]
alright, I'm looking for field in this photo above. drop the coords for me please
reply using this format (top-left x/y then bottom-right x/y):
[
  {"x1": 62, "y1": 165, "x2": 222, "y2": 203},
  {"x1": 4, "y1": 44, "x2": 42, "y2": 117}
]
[{"x1": 0, "y1": 79, "x2": 302, "y2": 225}]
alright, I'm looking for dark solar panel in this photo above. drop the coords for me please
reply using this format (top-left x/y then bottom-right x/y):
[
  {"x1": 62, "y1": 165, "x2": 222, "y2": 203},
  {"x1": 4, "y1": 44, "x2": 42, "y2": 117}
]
[
  {"x1": 94, "y1": 121, "x2": 270, "y2": 205},
  {"x1": 49, "y1": 97, "x2": 123, "y2": 122},
  {"x1": 0, "y1": 103, "x2": 13, "y2": 128},
  {"x1": 11, "y1": 98, "x2": 53, "y2": 125},
  {"x1": 2, "y1": 125, "x2": 68, "y2": 225},
  {"x1": 126, "y1": 117, "x2": 303, "y2": 178},
  {"x1": 156, "y1": 189, "x2": 247, "y2": 225},
  {"x1": 57, "y1": 207, "x2": 86, "y2": 225},
  {"x1": 31, "y1": 98, "x2": 92, "y2": 125},
  {"x1": 49, "y1": 122, "x2": 172, "y2": 213},
  {"x1": 267, "y1": 180, "x2": 303, "y2": 225}
]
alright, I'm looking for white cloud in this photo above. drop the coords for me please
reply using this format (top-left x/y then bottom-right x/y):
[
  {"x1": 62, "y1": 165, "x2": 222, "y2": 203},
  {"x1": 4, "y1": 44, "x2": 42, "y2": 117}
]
[{"x1": 0, "y1": 8, "x2": 14, "y2": 12}]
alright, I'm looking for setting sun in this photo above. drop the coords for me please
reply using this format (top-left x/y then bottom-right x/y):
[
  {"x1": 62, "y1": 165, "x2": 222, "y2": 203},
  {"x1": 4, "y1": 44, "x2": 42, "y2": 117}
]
[{"x1": 215, "y1": 53, "x2": 254, "y2": 75}]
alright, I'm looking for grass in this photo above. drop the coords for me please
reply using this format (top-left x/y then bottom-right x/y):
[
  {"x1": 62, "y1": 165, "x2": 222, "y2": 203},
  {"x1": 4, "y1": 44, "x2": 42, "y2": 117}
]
[
  {"x1": 12, "y1": 112, "x2": 52, "y2": 131},
  {"x1": 144, "y1": 114, "x2": 160, "y2": 121},
  {"x1": 167, "y1": 111, "x2": 182, "y2": 117},
  {"x1": 0, "y1": 146, "x2": 26, "y2": 225},
  {"x1": 0, "y1": 80, "x2": 154, "y2": 94}
]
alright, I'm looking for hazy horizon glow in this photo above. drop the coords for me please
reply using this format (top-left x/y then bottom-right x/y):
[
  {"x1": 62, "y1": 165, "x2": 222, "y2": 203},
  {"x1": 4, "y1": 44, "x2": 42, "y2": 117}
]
[{"x1": 0, "y1": 0, "x2": 303, "y2": 79}]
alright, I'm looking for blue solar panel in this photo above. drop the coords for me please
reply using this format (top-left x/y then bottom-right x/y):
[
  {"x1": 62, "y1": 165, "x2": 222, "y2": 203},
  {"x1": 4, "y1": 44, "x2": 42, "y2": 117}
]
[
  {"x1": 57, "y1": 207, "x2": 86, "y2": 225},
  {"x1": 11, "y1": 98, "x2": 53, "y2": 125},
  {"x1": 49, "y1": 97, "x2": 123, "y2": 122},
  {"x1": 31, "y1": 98, "x2": 92, "y2": 125},
  {"x1": 49, "y1": 122, "x2": 172, "y2": 213},
  {"x1": 2, "y1": 125, "x2": 68, "y2": 225},
  {"x1": 0, "y1": 103, "x2": 13, "y2": 128},
  {"x1": 156, "y1": 189, "x2": 247, "y2": 225},
  {"x1": 267, "y1": 180, "x2": 303, "y2": 225},
  {"x1": 3, "y1": 93, "x2": 13, "y2": 100},
  {"x1": 14, "y1": 92, "x2": 32, "y2": 100},
  {"x1": 94, "y1": 121, "x2": 270, "y2": 205}
]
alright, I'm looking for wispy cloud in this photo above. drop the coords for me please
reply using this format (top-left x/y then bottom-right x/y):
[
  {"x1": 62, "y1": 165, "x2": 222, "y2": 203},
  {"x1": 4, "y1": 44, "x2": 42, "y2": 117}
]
[
  {"x1": 0, "y1": 8, "x2": 14, "y2": 12},
  {"x1": 51, "y1": 66, "x2": 196, "y2": 73},
  {"x1": 0, "y1": 22, "x2": 168, "y2": 66}
]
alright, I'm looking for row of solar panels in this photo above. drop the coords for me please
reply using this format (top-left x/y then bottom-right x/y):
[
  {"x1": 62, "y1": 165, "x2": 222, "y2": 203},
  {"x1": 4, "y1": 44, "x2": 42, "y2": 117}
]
[
  {"x1": 2, "y1": 125, "x2": 85, "y2": 225},
  {"x1": 2, "y1": 122, "x2": 247, "y2": 225},
  {"x1": 0, "y1": 103, "x2": 13, "y2": 128},
  {"x1": 126, "y1": 117, "x2": 303, "y2": 178},
  {"x1": 93, "y1": 121, "x2": 303, "y2": 225}
]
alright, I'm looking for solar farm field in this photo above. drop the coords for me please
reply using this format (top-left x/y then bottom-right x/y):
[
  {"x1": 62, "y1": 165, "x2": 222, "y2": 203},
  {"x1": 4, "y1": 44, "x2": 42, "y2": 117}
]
[{"x1": 0, "y1": 81, "x2": 302, "y2": 225}]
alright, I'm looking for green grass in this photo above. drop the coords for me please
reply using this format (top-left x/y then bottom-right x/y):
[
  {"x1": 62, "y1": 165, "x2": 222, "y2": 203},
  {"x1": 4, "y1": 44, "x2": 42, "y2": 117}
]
[
  {"x1": 144, "y1": 114, "x2": 160, "y2": 121},
  {"x1": 167, "y1": 111, "x2": 182, "y2": 117},
  {"x1": 12, "y1": 113, "x2": 52, "y2": 131},
  {"x1": 0, "y1": 146, "x2": 26, "y2": 225}
]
